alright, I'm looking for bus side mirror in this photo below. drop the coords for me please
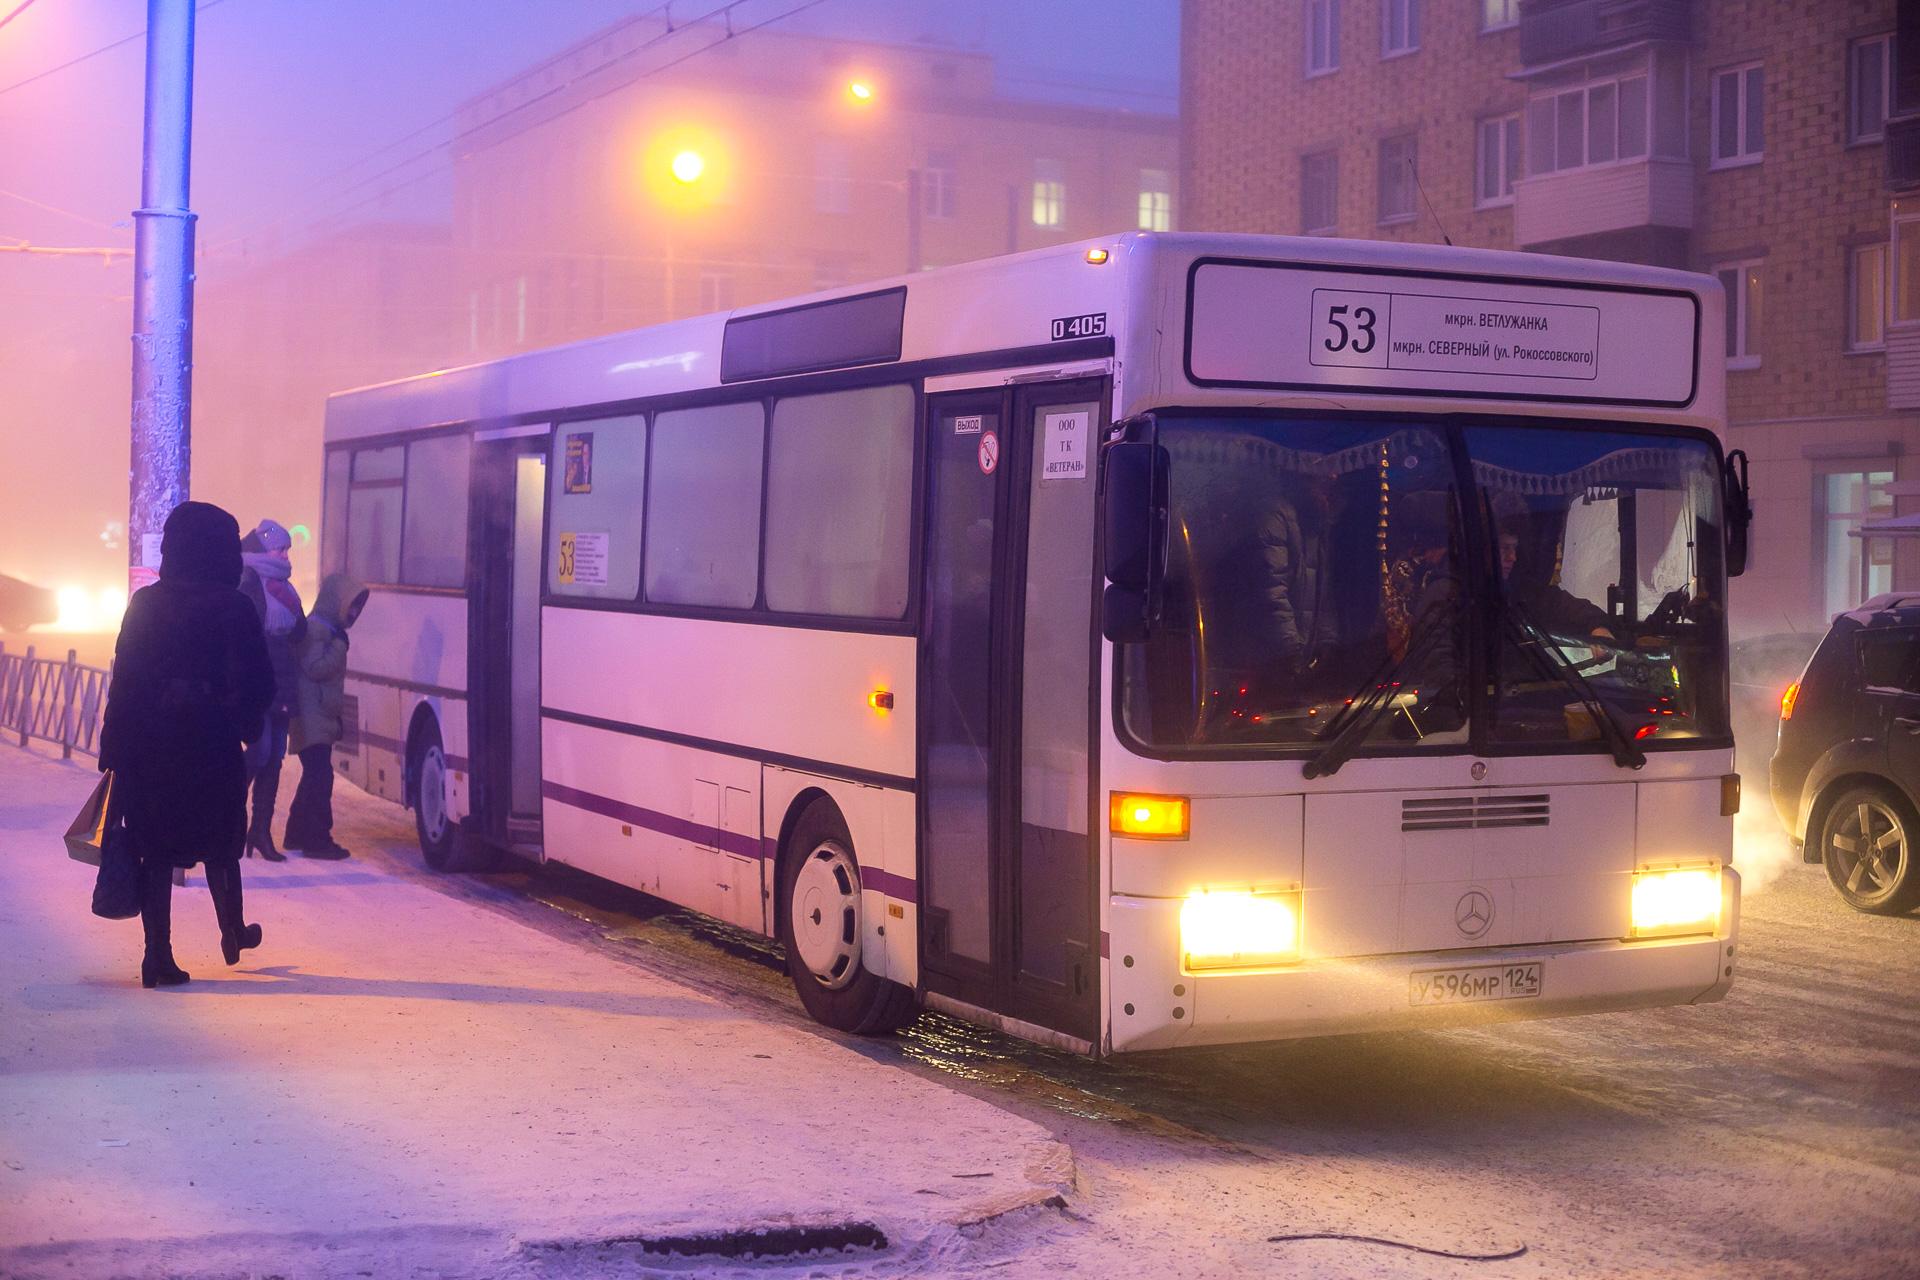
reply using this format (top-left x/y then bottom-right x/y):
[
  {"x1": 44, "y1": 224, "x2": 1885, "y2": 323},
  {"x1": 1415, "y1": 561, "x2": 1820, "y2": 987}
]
[
  {"x1": 1102, "y1": 440, "x2": 1169, "y2": 643},
  {"x1": 1724, "y1": 449, "x2": 1752, "y2": 579}
]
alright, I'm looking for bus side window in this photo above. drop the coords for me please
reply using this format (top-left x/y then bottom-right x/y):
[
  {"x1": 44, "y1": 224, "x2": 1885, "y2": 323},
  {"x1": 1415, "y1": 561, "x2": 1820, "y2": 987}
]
[
  {"x1": 401, "y1": 433, "x2": 472, "y2": 589},
  {"x1": 645, "y1": 402, "x2": 766, "y2": 609},
  {"x1": 765, "y1": 385, "x2": 914, "y2": 620},
  {"x1": 547, "y1": 414, "x2": 647, "y2": 601},
  {"x1": 321, "y1": 450, "x2": 350, "y2": 578},
  {"x1": 346, "y1": 445, "x2": 404, "y2": 585}
]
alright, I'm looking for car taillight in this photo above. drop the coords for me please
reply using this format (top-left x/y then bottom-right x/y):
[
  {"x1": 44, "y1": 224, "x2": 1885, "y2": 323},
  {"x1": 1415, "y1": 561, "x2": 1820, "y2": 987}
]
[{"x1": 1780, "y1": 681, "x2": 1800, "y2": 721}]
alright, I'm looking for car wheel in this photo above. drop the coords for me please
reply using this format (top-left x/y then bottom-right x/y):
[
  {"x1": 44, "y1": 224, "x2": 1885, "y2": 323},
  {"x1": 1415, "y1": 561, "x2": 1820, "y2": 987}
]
[
  {"x1": 1819, "y1": 784, "x2": 1920, "y2": 915},
  {"x1": 776, "y1": 798, "x2": 917, "y2": 1035}
]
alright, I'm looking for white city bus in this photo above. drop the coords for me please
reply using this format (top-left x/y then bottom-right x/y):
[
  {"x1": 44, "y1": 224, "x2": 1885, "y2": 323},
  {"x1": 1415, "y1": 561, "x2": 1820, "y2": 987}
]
[{"x1": 322, "y1": 232, "x2": 1749, "y2": 1054}]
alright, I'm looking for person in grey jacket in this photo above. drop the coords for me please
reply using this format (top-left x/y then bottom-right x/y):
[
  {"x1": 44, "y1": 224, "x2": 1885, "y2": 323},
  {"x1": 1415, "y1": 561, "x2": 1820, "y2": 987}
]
[
  {"x1": 238, "y1": 520, "x2": 306, "y2": 860},
  {"x1": 284, "y1": 572, "x2": 367, "y2": 859}
]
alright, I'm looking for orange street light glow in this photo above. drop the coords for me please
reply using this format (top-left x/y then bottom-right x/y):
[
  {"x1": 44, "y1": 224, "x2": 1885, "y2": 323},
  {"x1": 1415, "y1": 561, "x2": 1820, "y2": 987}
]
[
  {"x1": 847, "y1": 80, "x2": 875, "y2": 103},
  {"x1": 670, "y1": 149, "x2": 706, "y2": 183}
]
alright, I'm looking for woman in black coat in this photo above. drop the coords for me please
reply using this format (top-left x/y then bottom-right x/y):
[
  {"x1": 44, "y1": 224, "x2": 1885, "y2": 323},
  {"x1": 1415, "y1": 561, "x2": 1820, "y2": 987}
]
[{"x1": 101, "y1": 502, "x2": 276, "y2": 987}]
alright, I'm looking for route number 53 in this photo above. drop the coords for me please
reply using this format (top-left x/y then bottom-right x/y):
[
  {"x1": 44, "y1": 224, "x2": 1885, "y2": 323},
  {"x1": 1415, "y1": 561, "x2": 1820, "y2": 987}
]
[{"x1": 1323, "y1": 303, "x2": 1378, "y2": 354}]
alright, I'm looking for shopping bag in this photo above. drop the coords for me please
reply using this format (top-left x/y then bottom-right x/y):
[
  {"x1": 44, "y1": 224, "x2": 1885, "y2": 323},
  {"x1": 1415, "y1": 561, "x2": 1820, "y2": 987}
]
[
  {"x1": 64, "y1": 772, "x2": 113, "y2": 867},
  {"x1": 90, "y1": 823, "x2": 142, "y2": 920}
]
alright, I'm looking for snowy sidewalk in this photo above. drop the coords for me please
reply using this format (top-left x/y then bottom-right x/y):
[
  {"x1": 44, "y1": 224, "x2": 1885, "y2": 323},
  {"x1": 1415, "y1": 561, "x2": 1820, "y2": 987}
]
[{"x1": 0, "y1": 745, "x2": 1069, "y2": 1278}]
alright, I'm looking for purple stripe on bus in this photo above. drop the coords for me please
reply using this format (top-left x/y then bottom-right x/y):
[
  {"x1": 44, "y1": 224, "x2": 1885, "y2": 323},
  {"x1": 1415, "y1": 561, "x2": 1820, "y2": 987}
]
[
  {"x1": 541, "y1": 780, "x2": 763, "y2": 861},
  {"x1": 354, "y1": 730, "x2": 468, "y2": 774},
  {"x1": 544, "y1": 781, "x2": 921, "y2": 903},
  {"x1": 859, "y1": 864, "x2": 918, "y2": 903}
]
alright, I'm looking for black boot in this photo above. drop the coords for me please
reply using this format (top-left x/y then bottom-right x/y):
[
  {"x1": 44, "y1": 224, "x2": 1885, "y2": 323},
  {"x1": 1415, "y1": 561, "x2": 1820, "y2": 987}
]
[
  {"x1": 246, "y1": 762, "x2": 286, "y2": 861},
  {"x1": 205, "y1": 861, "x2": 262, "y2": 966},
  {"x1": 138, "y1": 858, "x2": 189, "y2": 988}
]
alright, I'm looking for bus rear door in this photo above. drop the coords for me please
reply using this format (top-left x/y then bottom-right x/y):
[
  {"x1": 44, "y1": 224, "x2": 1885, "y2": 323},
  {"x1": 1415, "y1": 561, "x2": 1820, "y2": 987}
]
[{"x1": 468, "y1": 427, "x2": 549, "y2": 857}]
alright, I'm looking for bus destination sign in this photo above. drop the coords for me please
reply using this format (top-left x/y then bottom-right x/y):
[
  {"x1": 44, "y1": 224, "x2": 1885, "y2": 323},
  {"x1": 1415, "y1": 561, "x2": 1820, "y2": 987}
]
[
  {"x1": 1187, "y1": 261, "x2": 1699, "y2": 407},
  {"x1": 1308, "y1": 288, "x2": 1599, "y2": 382}
]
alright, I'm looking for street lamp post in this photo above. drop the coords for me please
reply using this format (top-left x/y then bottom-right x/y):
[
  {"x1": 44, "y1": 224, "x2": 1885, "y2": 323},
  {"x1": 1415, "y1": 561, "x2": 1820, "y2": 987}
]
[{"x1": 127, "y1": 0, "x2": 197, "y2": 591}]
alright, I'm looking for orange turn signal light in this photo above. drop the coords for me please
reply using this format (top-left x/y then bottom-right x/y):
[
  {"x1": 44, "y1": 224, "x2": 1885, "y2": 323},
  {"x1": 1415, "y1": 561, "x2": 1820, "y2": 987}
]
[
  {"x1": 1110, "y1": 792, "x2": 1189, "y2": 839},
  {"x1": 1085, "y1": 246, "x2": 1110, "y2": 265},
  {"x1": 868, "y1": 689, "x2": 894, "y2": 712},
  {"x1": 1779, "y1": 681, "x2": 1800, "y2": 721}
]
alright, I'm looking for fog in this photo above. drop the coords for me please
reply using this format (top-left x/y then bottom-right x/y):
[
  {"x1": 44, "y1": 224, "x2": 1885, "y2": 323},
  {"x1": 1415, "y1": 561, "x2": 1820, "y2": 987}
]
[{"x1": 0, "y1": 0, "x2": 1178, "y2": 611}]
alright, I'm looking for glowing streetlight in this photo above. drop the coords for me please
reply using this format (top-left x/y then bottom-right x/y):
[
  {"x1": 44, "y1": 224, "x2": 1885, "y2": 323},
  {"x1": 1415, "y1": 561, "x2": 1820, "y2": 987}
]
[
  {"x1": 846, "y1": 79, "x2": 875, "y2": 104},
  {"x1": 670, "y1": 149, "x2": 706, "y2": 183}
]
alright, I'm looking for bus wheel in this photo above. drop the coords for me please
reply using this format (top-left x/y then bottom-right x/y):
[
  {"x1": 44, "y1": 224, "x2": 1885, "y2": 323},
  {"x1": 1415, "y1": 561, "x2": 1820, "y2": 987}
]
[
  {"x1": 411, "y1": 721, "x2": 479, "y2": 872},
  {"x1": 776, "y1": 799, "x2": 917, "y2": 1035},
  {"x1": 1819, "y1": 784, "x2": 1920, "y2": 915}
]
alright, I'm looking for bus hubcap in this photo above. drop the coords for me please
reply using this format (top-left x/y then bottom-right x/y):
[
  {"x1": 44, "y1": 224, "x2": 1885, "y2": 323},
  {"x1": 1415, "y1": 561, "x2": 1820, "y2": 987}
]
[
  {"x1": 420, "y1": 746, "x2": 447, "y2": 843},
  {"x1": 1831, "y1": 799, "x2": 1906, "y2": 898},
  {"x1": 791, "y1": 841, "x2": 861, "y2": 989}
]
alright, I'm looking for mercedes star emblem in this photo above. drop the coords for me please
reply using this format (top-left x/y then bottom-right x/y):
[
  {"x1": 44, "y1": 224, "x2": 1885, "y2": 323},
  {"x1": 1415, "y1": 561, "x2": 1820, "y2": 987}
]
[{"x1": 1455, "y1": 889, "x2": 1494, "y2": 938}]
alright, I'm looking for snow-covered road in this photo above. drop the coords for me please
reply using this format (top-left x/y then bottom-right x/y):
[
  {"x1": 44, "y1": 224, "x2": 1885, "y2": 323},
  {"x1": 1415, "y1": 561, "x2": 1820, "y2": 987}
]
[{"x1": 4, "y1": 736, "x2": 1917, "y2": 1279}]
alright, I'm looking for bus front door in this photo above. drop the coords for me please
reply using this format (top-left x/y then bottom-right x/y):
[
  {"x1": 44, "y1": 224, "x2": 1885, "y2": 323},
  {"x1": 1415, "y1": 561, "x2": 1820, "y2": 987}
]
[
  {"x1": 468, "y1": 430, "x2": 549, "y2": 856},
  {"x1": 921, "y1": 379, "x2": 1105, "y2": 1045}
]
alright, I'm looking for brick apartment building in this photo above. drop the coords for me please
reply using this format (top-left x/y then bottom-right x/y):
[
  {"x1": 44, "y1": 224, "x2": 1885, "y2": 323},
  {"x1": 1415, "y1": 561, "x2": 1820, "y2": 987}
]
[
  {"x1": 1182, "y1": 0, "x2": 1917, "y2": 638},
  {"x1": 449, "y1": 14, "x2": 1179, "y2": 360}
]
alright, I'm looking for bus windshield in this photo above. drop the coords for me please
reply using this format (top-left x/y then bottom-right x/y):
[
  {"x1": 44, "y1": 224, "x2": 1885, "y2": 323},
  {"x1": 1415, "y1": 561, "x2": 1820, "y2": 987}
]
[{"x1": 1119, "y1": 412, "x2": 1730, "y2": 758}]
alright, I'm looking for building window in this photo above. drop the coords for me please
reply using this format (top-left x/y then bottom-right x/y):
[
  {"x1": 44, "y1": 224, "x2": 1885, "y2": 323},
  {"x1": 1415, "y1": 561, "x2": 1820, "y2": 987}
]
[
  {"x1": 1821, "y1": 469, "x2": 1896, "y2": 616},
  {"x1": 815, "y1": 140, "x2": 852, "y2": 214},
  {"x1": 1716, "y1": 261, "x2": 1763, "y2": 369},
  {"x1": 1381, "y1": 0, "x2": 1418, "y2": 57},
  {"x1": 1851, "y1": 242, "x2": 1889, "y2": 352},
  {"x1": 1481, "y1": 0, "x2": 1517, "y2": 31},
  {"x1": 1849, "y1": 34, "x2": 1891, "y2": 145},
  {"x1": 1137, "y1": 170, "x2": 1172, "y2": 231},
  {"x1": 1032, "y1": 159, "x2": 1065, "y2": 228},
  {"x1": 1475, "y1": 114, "x2": 1520, "y2": 207},
  {"x1": 1898, "y1": 213, "x2": 1920, "y2": 325},
  {"x1": 1525, "y1": 63, "x2": 1680, "y2": 176},
  {"x1": 924, "y1": 151, "x2": 956, "y2": 220},
  {"x1": 699, "y1": 270, "x2": 734, "y2": 313},
  {"x1": 1377, "y1": 133, "x2": 1416, "y2": 224},
  {"x1": 1301, "y1": 151, "x2": 1338, "y2": 233},
  {"x1": 1306, "y1": 0, "x2": 1339, "y2": 76},
  {"x1": 1711, "y1": 63, "x2": 1764, "y2": 168}
]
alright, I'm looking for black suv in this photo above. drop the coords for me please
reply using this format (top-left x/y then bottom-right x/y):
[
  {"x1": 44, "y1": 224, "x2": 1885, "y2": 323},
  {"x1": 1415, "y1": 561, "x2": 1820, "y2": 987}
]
[{"x1": 1771, "y1": 593, "x2": 1920, "y2": 914}]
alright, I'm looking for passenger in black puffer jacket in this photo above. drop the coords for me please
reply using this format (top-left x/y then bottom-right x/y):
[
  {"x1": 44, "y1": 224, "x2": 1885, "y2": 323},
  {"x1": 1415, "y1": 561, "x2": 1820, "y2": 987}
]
[{"x1": 101, "y1": 502, "x2": 275, "y2": 987}]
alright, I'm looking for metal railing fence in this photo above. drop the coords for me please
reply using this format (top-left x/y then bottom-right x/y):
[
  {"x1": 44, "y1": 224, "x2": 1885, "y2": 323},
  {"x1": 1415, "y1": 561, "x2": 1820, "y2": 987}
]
[{"x1": 0, "y1": 643, "x2": 110, "y2": 759}]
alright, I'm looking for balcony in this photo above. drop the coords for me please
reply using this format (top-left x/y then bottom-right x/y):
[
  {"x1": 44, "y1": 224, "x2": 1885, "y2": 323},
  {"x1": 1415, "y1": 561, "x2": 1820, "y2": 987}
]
[
  {"x1": 1889, "y1": 115, "x2": 1920, "y2": 193},
  {"x1": 1519, "y1": 0, "x2": 1692, "y2": 69},
  {"x1": 1512, "y1": 158, "x2": 1693, "y2": 250}
]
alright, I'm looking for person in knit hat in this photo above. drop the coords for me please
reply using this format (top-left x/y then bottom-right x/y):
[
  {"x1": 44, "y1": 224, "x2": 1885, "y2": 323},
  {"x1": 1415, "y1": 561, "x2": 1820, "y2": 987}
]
[{"x1": 238, "y1": 518, "x2": 306, "y2": 860}]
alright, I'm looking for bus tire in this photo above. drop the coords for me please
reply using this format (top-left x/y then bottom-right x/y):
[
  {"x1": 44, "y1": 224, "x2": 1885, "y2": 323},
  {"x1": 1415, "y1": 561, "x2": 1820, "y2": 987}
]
[
  {"x1": 411, "y1": 720, "x2": 484, "y2": 872},
  {"x1": 776, "y1": 798, "x2": 918, "y2": 1035},
  {"x1": 1818, "y1": 783, "x2": 1920, "y2": 915}
]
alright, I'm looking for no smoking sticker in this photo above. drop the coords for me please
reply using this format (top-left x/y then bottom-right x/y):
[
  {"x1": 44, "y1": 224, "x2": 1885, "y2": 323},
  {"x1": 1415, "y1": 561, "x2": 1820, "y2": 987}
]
[{"x1": 978, "y1": 431, "x2": 999, "y2": 475}]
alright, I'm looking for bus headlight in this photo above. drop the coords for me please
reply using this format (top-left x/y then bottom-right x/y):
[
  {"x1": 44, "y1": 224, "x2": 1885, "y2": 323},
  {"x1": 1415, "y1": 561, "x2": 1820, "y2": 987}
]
[
  {"x1": 1630, "y1": 866, "x2": 1721, "y2": 937},
  {"x1": 1181, "y1": 890, "x2": 1302, "y2": 970}
]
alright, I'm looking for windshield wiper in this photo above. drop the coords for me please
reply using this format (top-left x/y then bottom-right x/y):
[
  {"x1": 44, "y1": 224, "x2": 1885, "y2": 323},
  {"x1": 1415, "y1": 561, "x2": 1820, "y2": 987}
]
[
  {"x1": 1303, "y1": 606, "x2": 1448, "y2": 780},
  {"x1": 1500, "y1": 599, "x2": 1646, "y2": 769}
]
